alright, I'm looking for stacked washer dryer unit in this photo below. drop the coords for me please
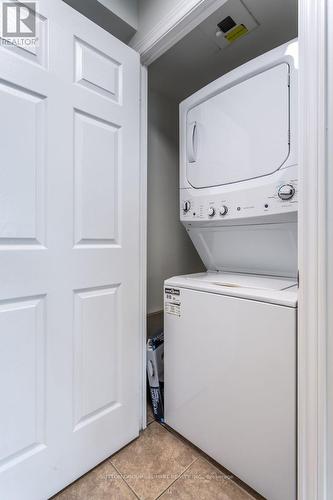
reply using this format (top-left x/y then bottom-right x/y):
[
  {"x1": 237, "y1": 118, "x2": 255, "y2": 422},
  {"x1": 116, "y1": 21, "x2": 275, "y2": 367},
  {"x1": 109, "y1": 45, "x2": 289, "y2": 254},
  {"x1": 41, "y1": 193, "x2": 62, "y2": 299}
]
[{"x1": 164, "y1": 41, "x2": 298, "y2": 500}]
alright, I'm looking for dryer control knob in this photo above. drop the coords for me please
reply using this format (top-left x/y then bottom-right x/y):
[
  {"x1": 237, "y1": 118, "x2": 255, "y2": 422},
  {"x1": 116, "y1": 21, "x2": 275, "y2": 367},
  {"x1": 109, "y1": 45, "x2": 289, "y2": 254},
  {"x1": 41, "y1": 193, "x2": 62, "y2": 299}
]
[
  {"x1": 278, "y1": 184, "x2": 295, "y2": 201},
  {"x1": 183, "y1": 200, "x2": 191, "y2": 213},
  {"x1": 219, "y1": 205, "x2": 228, "y2": 216},
  {"x1": 208, "y1": 207, "x2": 215, "y2": 217}
]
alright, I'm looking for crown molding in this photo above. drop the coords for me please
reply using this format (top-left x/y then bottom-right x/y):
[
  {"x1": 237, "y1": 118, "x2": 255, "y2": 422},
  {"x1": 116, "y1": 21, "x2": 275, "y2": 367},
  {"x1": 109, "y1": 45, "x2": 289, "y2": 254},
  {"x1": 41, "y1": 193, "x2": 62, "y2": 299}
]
[{"x1": 130, "y1": 0, "x2": 228, "y2": 66}]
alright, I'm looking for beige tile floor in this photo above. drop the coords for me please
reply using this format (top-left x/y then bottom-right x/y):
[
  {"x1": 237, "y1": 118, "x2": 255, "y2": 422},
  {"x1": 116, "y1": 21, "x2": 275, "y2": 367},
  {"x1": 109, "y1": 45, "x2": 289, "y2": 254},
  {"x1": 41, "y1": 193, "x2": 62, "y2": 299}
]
[{"x1": 53, "y1": 407, "x2": 260, "y2": 500}]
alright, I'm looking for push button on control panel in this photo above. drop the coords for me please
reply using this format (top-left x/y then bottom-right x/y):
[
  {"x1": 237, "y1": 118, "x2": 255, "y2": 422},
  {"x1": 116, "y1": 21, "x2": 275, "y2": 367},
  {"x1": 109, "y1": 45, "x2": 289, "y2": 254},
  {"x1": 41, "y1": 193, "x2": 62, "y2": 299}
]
[{"x1": 278, "y1": 184, "x2": 295, "y2": 201}]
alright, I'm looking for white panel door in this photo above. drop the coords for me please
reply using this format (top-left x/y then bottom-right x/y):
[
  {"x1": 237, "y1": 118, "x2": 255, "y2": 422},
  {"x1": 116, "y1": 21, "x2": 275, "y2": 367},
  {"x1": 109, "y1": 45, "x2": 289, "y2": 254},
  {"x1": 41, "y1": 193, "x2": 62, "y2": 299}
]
[{"x1": 0, "y1": 1, "x2": 141, "y2": 499}]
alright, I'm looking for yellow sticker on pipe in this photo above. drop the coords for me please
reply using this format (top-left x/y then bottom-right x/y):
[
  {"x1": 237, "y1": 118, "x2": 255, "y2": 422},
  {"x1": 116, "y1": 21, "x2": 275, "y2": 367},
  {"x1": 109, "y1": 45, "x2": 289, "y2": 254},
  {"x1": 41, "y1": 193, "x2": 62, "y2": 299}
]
[{"x1": 225, "y1": 24, "x2": 249, "y2": 43}]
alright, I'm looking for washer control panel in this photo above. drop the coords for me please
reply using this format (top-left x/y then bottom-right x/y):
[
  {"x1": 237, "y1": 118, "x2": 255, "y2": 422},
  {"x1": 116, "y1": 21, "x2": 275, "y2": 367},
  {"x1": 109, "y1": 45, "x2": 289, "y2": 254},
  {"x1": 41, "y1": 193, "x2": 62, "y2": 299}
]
[{"x1": 180, "y1": 170, "x2": 298, "y2": 222}]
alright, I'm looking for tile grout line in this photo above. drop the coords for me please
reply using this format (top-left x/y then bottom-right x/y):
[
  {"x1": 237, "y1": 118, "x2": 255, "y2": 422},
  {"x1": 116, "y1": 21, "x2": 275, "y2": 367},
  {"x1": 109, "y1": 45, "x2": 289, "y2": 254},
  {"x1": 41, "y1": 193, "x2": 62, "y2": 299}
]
[
  {"x1": 110, "y1": 454, "x2": 200, "y2": 500},
  {"x1": 108, "y1": 423, "x2": 199, "y2": 500},
  {"x1": 198, "y1": 455, "x2": 259, "y2": 500},
  {"x1": 154, "y1": 457, "x2": 199, "y2": 500},
  {"x1": 109, "y1": 460, "x2": 141, "y2": 500},
  {"x1": 161, "y1": 424, "x2": 260, "y2": 500},
  {"x1": 107, "y1": 422, "x2": 257, "y2": 500}
]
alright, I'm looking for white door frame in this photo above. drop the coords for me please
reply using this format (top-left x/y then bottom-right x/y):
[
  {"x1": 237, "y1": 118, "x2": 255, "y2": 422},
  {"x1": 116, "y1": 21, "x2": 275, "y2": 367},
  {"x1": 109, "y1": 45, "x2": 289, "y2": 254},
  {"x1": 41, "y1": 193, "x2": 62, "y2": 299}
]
[
  {"x1": 139, "y1": 0, "x2": 332, "y2": 498},
  {"x1": 140, "y1": 64, "x2": 148, "y2": 429},
  {"x1": 298, "y1": 1, "x2": 330, "y2": 499}
]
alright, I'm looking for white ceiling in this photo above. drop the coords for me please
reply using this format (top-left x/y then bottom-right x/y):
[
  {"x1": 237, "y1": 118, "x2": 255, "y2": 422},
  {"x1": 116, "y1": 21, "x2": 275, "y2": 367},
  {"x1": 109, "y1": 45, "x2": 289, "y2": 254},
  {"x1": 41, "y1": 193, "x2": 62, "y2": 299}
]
[{"x1": 149, "y1": 0, "x2": 298, "y2": 102}]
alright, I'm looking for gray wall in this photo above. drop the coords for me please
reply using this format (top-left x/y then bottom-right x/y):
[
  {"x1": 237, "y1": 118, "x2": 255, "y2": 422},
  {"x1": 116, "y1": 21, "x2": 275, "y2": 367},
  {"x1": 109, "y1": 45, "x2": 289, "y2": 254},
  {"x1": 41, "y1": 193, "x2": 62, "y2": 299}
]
[
  {"x1": 97, "y1": 0, "x2": 138, "y2": 29},
  {"x1": 147, "y1": 89, "x2": 204, "y2": 315},
  {"x1": 63, "y1": 0, "x2": 137, "y2": 43}
]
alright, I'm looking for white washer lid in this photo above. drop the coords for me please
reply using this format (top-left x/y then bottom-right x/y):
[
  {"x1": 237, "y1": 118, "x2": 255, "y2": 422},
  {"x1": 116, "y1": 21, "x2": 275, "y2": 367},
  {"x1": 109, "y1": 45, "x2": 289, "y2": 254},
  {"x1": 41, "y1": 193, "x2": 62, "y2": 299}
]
[
  {"x1": 165, "y1": 272, "x2": 298, "y2": 307},
  {"x1": 190, "y1": 272, "x2": 296, "y2": 290}
]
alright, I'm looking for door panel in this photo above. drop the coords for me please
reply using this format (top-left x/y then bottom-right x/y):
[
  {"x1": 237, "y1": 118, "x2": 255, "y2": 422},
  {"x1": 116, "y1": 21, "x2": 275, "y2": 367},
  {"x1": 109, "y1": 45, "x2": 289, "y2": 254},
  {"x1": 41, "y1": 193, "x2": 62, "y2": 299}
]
[
  {"x1": 74, "y1": 37, "x2": 121, "y2": 102},
  {"x1": 186, "y1": 63, "x2": 290, "y2": 188},
  {"x1": 0, "y1": 1, "x2": 140, "y2": 498},
  {"x1": 73, "y1": 109, "x2": 120, "y2": 245},
  {"x1": 0, "y1": 81, "x2": 46, "y2": 243},
  {"x1": 73, "y1": 285, "x2": 120, "y2": 430},
  {"x1": 0, "y1": 296, "x2": 46, "y2": 467}
]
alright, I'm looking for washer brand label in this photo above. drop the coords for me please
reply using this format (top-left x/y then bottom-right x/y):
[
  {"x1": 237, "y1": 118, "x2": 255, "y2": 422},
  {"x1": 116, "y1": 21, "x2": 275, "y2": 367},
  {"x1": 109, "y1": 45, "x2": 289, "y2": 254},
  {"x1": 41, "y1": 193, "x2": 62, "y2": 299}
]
[
  {"x1": 165, "y1": 287, "x2": 180, "y2": 296},
  {"x1": 165, "y1": 287, "x2": 181, "y2": 317}
]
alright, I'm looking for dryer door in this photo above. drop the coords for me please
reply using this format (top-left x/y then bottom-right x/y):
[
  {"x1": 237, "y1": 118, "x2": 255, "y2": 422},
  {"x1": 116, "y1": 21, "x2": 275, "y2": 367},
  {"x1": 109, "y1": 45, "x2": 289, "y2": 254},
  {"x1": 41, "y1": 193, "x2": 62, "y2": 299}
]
[{"x1": 186, "y1": 63, "x2": 290, "y2": 189}]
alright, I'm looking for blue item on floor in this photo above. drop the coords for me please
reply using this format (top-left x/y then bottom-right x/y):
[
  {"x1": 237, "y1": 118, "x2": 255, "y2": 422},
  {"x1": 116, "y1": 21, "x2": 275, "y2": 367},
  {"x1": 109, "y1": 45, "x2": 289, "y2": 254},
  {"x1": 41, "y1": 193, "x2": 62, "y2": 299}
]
[{"x1": 147, "y1": 331, "x2": 164, "y2": 422}]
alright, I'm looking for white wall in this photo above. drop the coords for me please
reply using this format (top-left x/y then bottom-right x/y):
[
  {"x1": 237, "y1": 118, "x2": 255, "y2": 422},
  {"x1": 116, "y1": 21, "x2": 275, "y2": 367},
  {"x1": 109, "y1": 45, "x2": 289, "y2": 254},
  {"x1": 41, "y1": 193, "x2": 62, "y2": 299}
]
[
  {"x1": 147, "y1": 90, "x2": 204, "y2": 314},
  {"x1": 97, "y1": 0, "x2": 138, "y2": 29}
]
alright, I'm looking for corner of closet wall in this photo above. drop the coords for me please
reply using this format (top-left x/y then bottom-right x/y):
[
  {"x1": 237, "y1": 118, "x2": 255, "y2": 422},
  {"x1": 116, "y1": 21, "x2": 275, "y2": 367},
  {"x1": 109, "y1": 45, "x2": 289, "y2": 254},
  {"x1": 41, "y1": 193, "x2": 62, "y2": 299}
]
[
  {"x1": 147, "y1": 88, "x2": 205, "y2": 338},
  {"x1": 63, "y1": 0, "x2": 138, "y2": 43}
]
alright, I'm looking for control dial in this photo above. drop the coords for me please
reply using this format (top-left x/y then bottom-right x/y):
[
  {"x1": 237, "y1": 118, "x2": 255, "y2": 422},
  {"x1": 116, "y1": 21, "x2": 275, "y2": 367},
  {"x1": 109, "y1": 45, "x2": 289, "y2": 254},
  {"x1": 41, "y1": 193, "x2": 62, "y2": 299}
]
[
  {"x1": 183, "y1": 200, "x2": 191, "y2": 213},
  {"x1": 208, "y1": 207, "x2": 216, "y2": 217},
  {"x1": 219, "y1": 205, "x2": 228, "y2": 216},
  {"x1": 278, "y1": 184, "x2": 295, "y2": 201}
]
